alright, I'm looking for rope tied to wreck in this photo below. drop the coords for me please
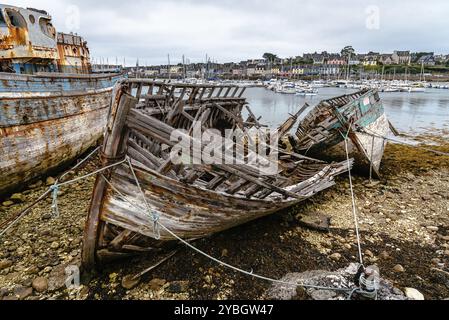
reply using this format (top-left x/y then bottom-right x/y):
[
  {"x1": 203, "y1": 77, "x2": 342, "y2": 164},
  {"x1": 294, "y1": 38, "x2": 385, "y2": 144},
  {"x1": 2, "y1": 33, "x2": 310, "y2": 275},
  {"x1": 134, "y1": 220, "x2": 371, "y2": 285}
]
[
  {"x1": 50, "y1": 185, "x2": 60, "y2": 218},
  {"x1": 125, "y1": 157, "x2": 161, "y2": 240},
  {"x1": 359, "y1": 128, "x2": 449, "y2": 157},
  {"x1": 1, "y1": 147, "x2": 383, "y2": 299},
  {"x1": 0, "y1": 147, "x2": 126, "y2": 238},
  {"x1": 100, "y1": 166, "x2": 355, "y2": 294},
  {"x1": 108, "y1": 158, "x2": 384, "y2": 297},
  {"x1": 338, "y1": 126, "x2": 381, "y2": 300},
  {"x1": 339, "y1": 126, "x2": 365, "y2": 267}
]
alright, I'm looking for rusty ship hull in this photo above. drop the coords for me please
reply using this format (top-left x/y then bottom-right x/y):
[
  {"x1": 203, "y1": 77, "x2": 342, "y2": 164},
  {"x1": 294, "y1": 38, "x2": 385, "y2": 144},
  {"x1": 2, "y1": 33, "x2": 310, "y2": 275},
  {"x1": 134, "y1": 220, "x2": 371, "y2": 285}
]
[{"x1": 0, "y1": 72, "x2": 122, "y2": 194}]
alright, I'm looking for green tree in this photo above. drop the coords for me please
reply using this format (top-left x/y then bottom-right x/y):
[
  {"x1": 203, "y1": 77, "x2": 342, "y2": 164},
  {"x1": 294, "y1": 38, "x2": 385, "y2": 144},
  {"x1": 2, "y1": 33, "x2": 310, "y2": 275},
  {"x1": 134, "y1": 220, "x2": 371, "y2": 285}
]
[
  {"x1": 263, "y1": 53, "x2": 278, "y2": 62},
  {"x1": 341, "y1": 46, "x2": 355, "y2": 59}
]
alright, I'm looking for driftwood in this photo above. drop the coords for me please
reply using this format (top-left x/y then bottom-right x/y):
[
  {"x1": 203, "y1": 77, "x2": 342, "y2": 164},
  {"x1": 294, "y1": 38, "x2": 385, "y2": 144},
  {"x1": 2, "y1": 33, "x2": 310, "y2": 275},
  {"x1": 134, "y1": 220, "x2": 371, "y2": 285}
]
[{"x1": 82, "y1": 80, "x2": 351, "y2": 269}]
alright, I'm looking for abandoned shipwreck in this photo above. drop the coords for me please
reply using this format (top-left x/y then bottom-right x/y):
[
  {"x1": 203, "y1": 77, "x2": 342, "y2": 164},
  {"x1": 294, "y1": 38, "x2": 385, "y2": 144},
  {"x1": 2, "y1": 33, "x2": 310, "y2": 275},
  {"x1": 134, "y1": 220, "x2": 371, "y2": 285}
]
[
  {"x1": 0, "y1": 5, "x2": 122, "y2": 194},
  {"x1": 289, "y1": 89, "x2": 397, "y2": 177},
  {"x1": 81, "y1": 80, "x2": 352, "y2": 269},
  {"x1": 0, "y1": 6, "x2": 401, "y2": 288}
]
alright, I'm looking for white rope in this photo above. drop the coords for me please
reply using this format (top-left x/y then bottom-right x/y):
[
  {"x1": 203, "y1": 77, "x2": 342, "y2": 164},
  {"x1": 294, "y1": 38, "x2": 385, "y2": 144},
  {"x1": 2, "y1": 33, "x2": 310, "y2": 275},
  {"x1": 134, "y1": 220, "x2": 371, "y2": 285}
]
[
  {"x1": 55, "y1": 158, "x2": 127, "y2": 188},
  {"x1": 58, "y1": 146, "x2": 101, "y2": 183},
  {"x1": 103, "y1": 161, "x2": 354, "y2": 293},
  {"x1": 360, "y1": 128, "x2": 449, "y2": 157},
  {"x1": 340, "y1": 128, "x2": 364, "y2": 266},
  {"x1": 125, "y1": 157, "x2": 160, "y2": 240},
  {"x1": 0, "y1": 189, "x2": 52, "y2": 238},
  {"x1": 1, "y1": 145, "x2": 374, "y2": 296},
  {"x1": 0, "y1": 153, "x2": 127, "y2": 237}
]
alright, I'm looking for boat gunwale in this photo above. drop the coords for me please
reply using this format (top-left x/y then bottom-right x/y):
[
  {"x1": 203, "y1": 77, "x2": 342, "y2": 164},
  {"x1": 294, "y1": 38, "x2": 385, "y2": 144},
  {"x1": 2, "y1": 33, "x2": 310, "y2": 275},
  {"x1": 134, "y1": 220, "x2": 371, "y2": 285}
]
[{"x1": 0, "y1": 71, "x2": 124, "y2": 81}]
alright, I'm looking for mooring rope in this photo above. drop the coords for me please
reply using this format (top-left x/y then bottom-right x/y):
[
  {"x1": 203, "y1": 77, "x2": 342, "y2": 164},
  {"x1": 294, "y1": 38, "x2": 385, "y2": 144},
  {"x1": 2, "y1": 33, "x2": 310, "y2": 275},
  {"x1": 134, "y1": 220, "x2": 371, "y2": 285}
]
[
  {"x1": 0, "y1": 150, "x2": 126, "y2": 238},
  {"x1": 339, "y1": 127, "x2": 365, "y2": 267},
  {"x1": 360, "y1": 128, "x2": 449, "y2": 157},
  {"x1": 100, "y1": 165, "x2": 354, "y2": 294}
]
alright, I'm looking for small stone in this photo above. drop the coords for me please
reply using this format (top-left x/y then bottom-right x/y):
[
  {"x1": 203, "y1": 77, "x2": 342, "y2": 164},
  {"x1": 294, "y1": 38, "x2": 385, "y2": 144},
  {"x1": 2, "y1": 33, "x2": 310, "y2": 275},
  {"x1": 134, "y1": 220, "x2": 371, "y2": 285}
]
[
  {"x1": 431, "y1": 258, "x2": 441, "y2": 266},
  {"x1": 204, "y1": 275, "x2": 213, "y2": 284},
  {"x1": 404, "y1": 288, "x2": 425, "y2": 300},
  {"x1": 380, "y1": 251, "x2": 390, "y2": 260},
  {"x1": 2, "y1": 200, "x2": 14, "y2": 207},
  {"x1": 393, "y1": 264, "x2": 405, "y2": 273},
  {"x1": 444, "y1": 251, "x2": 449, "y2": 257},
  {"x1": 167, "y1": 281, "x2": 189, "y2": 293},
  {"x1": 46, "y1": 177, "x2": 56, "y2": 186},
  {"x1": 295, "y1": 286, "x2": 310, "y2": 300},
  {"x1": 427, "y1": 226, "x2": 439, "y2": 232},
  {"x1": 437, "y1": 235, "x2": 449, "y2": 242},
  {"x1": 148, "y1": 278, "x2": 166, "y2": 291},
  {"x1": 29, "y1": 180, "x2": 43, "y2": 189},
  {"x1": 13, "y1": 286, "x2": 33, "y2": 300},
  {"x1": 0, "y1": 288, "x2": 9, "y2": 298},
  {"x1": 43, "y1": 266, "x2": 52, "y2": 273},
  {"x1": 330, "y1": 253, "x2": 342, "y2": 261},
  {"x1": 365, "y1": 250, "x2": 374, "y2": 258},
  {"x1": 26, "y1": 266, "x2": 40, "y2": 275},
  {"x1": 121, "y1": 275, "x2": 141, "y2": 290},
  {"x1": 2, "y1": 295, "x2": 18, "y2": 301},
  {"x1": 221, "y1": 249, "x2": 229, "y2": 257},
  {"x1": 0, "y1": 260, "x2": 13, "y2": 271},
  {"x1": 10, "y1": 193, "x2": 25, "y2": 203},
  {"x1": 421, "y1": 195, "x2": 432, "y2": 201},
  {"x1": 50, "y1": 242, "x2": 59, "y2": 250},
  {"x1": 32, "y1": 277, "x2": 48, "y2": 293}
]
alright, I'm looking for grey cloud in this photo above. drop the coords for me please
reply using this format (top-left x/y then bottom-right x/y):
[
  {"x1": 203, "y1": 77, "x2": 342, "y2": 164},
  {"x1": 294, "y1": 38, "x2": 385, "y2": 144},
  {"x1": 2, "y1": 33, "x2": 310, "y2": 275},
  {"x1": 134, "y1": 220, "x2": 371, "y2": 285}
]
[{"x1": 11, "y1": 0, "x2": 449, "y2": 65}]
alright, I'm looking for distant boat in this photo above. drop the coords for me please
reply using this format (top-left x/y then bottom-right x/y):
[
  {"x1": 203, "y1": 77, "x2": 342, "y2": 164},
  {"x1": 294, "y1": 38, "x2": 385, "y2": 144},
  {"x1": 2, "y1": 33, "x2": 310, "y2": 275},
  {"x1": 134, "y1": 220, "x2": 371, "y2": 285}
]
[
  {"x1": 275, "y1": 82, "x2": 296, "y2": 94},
  {"x1": 296, "y1": 85, "x2": 318, "y2": 96},
  {"x1": 0, "y1": 5, "x2": 123, "y2": 194},
  {"x1": 289, "y1": 89, "x2": 397, "y2": 177},
  {"x1": 407, "y1": 86, "x2": 426, "y2": 93}
]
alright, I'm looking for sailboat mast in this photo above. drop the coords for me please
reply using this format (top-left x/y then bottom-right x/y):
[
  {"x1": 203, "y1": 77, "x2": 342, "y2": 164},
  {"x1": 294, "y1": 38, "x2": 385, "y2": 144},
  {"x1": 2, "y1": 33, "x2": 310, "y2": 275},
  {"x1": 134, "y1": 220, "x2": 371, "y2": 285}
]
[{"x1": 168, "y1": 54, "x2": 171, "y2": 81}]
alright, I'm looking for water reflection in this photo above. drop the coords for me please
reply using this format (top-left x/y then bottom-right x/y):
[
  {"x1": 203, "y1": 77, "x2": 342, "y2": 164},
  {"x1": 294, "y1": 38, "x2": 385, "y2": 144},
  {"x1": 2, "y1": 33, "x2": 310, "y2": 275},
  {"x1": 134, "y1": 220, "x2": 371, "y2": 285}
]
[{"x1": 243, "y1": 87, "x2": 449, "y2": 134}]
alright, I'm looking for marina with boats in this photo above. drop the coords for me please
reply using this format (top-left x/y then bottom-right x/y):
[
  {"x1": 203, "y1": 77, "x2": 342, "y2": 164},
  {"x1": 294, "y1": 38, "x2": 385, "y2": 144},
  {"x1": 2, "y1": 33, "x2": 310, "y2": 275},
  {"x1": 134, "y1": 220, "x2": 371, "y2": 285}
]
[{"x1": 0, "y1": 4, "x2": 449, "y2": 301}]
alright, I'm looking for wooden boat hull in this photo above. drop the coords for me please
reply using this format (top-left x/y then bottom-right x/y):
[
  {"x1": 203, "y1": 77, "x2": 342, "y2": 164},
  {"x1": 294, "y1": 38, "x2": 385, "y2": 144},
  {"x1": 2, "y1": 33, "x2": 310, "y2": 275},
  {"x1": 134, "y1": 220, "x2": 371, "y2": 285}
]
[
  {"x1": 292, "y1": 89, "x2": 390, "y2": 177},
  {"x1": 82, "y1": 80, "x2": 351, "y2": 269},
  {"x1": 100, "y1": 160, "x2": 343, "y2": 242},
  {"x1": 0, "y1": 73, "x2": 122, "y2": 194}
]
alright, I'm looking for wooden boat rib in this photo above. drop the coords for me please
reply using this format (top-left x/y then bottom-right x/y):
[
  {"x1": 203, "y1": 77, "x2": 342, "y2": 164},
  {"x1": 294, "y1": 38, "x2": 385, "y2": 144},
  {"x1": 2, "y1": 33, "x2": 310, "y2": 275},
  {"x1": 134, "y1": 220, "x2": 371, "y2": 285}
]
[
  {"x1": 0, "y1": 72, "x2": 122, "y2": 194},
  {"x1": 290, "y1": 89, "x2": 393, "y2": 177},
  {"x1": 82, "y1": 80, "x2": 352, "y2": 269}
]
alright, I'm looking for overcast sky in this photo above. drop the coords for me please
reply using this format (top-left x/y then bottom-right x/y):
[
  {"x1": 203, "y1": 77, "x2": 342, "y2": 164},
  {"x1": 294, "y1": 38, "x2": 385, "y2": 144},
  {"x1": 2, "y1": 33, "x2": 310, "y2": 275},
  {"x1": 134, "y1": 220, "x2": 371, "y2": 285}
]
[{"x1": 10, "y1": 0, "x2": 449, "y2": 65}]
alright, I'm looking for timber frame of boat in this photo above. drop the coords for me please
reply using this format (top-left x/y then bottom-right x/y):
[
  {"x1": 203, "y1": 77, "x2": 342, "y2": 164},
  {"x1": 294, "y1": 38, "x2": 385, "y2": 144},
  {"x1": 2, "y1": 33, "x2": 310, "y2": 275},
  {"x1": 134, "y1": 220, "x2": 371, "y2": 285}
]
[
  {"x1": 81, "y1": 79, "x2": 352, "y2": 269},
  {"x1": 290, "y1": 89, "x2": 395, "y2": 178},
  {"x1": 0, "y1": 72, "x2": 122, "y2": 195}
]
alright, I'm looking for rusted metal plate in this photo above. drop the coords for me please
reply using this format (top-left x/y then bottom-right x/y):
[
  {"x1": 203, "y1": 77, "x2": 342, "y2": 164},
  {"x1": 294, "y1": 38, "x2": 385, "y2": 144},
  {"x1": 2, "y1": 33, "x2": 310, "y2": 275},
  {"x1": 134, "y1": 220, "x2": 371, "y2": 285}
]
[
  {"x1": 57, "y1": 33, "x2": 92, "y2": 74},
  {"x1": 0, "y1": 5, "x2": 59, "y2": 60}
]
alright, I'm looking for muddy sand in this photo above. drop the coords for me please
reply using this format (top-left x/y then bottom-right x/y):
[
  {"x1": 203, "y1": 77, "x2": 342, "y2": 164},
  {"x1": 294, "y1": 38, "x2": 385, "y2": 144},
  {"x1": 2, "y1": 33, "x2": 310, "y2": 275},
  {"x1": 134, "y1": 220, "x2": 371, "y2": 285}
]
[{"x1": 0, "y1": 134, "x2": 448, "y2": 300}]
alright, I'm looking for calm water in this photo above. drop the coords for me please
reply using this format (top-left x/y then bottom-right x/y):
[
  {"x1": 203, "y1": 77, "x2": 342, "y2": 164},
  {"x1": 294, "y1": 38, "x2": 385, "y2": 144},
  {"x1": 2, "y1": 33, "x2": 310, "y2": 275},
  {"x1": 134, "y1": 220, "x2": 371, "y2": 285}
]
[{"x1": 243, "y1": 87, "x2": 449, "y2": 136}]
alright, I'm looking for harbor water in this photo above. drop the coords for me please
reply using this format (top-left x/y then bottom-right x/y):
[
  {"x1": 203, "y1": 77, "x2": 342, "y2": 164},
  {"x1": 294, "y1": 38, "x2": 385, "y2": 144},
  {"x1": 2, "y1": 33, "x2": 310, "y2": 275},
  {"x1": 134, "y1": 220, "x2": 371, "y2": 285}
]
[{"x1": 243, "y1": 87, "x2": 449, "y2": 136}]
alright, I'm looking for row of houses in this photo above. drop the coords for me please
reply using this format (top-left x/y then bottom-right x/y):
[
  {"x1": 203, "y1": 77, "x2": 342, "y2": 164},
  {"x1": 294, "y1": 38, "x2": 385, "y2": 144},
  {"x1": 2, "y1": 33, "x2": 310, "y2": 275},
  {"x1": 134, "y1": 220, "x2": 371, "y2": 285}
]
[{"x1": 130, "y1": 51, "x2": 449, "y2": 79}]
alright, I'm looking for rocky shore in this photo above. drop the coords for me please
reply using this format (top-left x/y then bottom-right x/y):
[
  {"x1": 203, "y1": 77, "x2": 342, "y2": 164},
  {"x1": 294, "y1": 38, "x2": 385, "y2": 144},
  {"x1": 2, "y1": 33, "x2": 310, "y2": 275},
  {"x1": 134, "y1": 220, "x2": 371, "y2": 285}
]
[{"x1": 0, "y1": 135, "x2": 448, "y2": 300}]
